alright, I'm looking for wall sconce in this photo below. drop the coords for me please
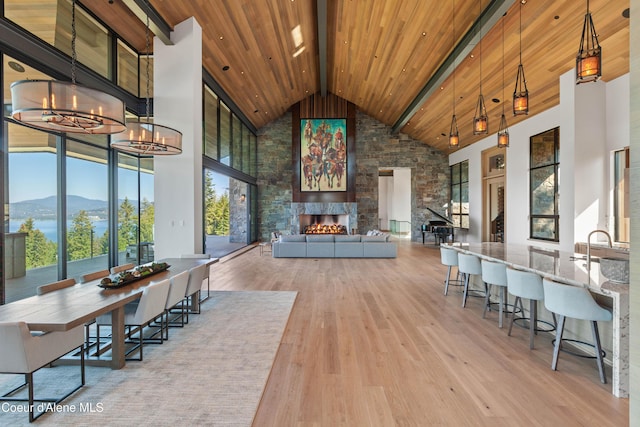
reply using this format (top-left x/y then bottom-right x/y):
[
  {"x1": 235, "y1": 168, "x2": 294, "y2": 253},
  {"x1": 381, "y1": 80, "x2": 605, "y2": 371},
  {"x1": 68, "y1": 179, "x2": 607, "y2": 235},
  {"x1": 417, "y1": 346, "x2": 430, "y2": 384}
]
[{"x1": 240, "y1": 194, "x2": 246, "y2": 202}]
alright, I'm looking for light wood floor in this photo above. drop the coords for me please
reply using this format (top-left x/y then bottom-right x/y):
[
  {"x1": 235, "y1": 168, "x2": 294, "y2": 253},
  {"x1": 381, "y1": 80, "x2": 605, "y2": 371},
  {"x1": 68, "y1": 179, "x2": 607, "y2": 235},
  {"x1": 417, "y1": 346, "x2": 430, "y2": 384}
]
[{"x1": 213, "y1": 240, "x2": 629, "y2": 426}]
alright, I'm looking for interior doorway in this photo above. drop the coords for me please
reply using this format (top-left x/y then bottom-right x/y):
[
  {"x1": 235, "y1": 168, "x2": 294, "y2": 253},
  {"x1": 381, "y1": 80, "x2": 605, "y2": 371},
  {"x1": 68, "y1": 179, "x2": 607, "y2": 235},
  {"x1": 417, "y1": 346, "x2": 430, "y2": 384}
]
[
  {"x1": 378, "y1": 167, "x2": 411, "y2": 235},
  {"x1": 482, "y1": 147, "x2": 506, "y2": 242}
]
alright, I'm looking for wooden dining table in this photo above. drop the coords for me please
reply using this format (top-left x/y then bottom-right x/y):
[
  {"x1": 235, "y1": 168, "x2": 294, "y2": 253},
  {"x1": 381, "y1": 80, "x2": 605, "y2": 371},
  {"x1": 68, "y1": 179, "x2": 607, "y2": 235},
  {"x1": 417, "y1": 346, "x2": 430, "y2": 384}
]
[{"x1": 0, "y1": 257, "x2": 218, "y2": 369}]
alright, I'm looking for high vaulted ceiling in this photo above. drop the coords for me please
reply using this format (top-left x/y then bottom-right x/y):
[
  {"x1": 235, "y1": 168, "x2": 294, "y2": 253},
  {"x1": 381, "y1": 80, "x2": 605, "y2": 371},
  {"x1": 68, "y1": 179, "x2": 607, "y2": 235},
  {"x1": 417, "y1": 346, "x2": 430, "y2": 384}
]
[{"x1": 84, "y1": 0, "x2": 629, "y2": 152}]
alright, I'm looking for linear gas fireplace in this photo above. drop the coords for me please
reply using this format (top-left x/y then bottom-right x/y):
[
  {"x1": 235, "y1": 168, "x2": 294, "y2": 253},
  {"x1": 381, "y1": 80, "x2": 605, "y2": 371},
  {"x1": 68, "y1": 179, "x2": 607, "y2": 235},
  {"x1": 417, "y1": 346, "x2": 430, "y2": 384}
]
[
  {"x1": 300, "y1": 214, "x2": 348, "y2": 234},
  {"x1": 291, "y1": 202, "x2": 357, "y2": 235}
]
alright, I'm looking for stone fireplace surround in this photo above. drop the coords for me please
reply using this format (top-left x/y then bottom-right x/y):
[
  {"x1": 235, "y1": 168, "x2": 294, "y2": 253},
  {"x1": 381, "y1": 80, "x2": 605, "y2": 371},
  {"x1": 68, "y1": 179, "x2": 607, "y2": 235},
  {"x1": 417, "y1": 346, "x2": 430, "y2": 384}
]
[{"x1": 291, "y1": 202, "x2": 358, "y2": 235}]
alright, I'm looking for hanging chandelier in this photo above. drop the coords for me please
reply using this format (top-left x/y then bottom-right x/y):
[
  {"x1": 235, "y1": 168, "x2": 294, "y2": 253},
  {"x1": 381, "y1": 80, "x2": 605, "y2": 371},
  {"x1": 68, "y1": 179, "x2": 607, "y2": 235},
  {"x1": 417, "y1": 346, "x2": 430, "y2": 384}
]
[
  {"x1": 472, "y1": 0, "x2": 488, "y2": 135},
  {"x1": 497, "y1": 13, "x2": 509, "y2": 148},
  {"x1": 449, "y1": 0, "x2": 459, "y2": 149},
  {"x1": 576, "y1": 0, "x2": 601, "y2": 84},
  {"x1": 513, "y1": 0, "x2": 529, "y2": 115},
  {"x1": 10, "y1": 0, "x2": 126, "y2": 134},
  {"x1": 111, "y1": 7, "x2": 182, "y2": 156}
]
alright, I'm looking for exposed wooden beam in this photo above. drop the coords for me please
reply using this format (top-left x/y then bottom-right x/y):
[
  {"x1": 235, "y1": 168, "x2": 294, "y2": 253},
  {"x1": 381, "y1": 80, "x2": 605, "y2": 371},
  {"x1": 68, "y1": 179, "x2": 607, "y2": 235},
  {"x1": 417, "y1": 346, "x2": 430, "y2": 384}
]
[
  {"x1": 392, "y1": 0, "x2": 515, "y2": 133},
  {"x1": 317, "y1": 0, "x2": 328, "y2": 97},
  {"x1": 122, "y1": 0, "x2": 173, "y2": 46}
]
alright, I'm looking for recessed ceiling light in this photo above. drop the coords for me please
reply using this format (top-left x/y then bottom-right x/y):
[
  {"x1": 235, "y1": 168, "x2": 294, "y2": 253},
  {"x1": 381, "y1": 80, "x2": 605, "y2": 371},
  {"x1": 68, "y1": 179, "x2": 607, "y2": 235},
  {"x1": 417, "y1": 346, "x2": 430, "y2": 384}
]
[
  {"x1": 222, "y1": 65, "x2": 230, "y2": 71},
  {"x1": 623, "y1": 8, "x2": 630, "y2": 19},
  {"x1": 422, "y1": 32, "x2": 427, "y2": 37},
  {"x1": 492, "y1": 98, "x2": 500, "y2": 103},
  {"x1": 8, "y1": 61, "x2": 25, "y2": 72},
  {"x1": 219, "y1": 36, "x2": 224, "y2": 40}
]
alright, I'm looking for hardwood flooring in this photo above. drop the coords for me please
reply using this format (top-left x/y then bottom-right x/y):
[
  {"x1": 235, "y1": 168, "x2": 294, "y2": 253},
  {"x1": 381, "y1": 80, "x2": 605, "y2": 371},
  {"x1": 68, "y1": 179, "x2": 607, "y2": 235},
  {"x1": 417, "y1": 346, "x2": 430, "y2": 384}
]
[{"x1": 212, "y1": 240, "x2": 629, "y2": 426}]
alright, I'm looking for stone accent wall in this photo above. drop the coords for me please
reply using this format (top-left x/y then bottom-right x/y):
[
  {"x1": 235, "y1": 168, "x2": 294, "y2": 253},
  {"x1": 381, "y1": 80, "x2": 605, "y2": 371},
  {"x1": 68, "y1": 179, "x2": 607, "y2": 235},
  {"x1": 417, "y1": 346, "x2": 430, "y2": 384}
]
[
  {"x1": 228, "y1": 178, "x2": 248, "y2": 243},
  {"x1": 355, "y1": 111, "x2": 449, "y2": 241},
  {"x1": 257, "y1": 112, "x2": 294, "y2": 241},
  {"x1": 257, "y1": 110, "x2": 450, "y2": 242}
]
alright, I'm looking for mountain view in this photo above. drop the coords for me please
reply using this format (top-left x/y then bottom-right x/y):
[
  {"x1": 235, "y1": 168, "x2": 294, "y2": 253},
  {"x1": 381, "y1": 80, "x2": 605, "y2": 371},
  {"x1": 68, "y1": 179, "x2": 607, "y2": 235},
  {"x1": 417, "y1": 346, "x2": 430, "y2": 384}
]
[{"x1": 9, "y1": 195, "x2": 137, "y2": 221}]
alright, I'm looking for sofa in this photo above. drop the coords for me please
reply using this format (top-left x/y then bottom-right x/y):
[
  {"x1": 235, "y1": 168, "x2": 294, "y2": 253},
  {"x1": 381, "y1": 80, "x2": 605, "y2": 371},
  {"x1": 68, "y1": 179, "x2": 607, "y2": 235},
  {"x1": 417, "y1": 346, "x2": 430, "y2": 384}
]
[{"x1": 272, "y1": 234, "x2": 397, "y2": 258}]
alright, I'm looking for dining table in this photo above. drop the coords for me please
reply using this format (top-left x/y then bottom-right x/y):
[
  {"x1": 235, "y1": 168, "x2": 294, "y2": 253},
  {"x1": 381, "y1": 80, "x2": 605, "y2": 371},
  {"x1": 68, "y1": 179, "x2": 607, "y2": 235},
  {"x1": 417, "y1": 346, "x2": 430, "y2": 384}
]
[
  {"x1": 445, "y1": 242, "x2": 629, "y2": 398},
  {"x1": 0, "y1": 257, "x2": 218, "y2": 370}
]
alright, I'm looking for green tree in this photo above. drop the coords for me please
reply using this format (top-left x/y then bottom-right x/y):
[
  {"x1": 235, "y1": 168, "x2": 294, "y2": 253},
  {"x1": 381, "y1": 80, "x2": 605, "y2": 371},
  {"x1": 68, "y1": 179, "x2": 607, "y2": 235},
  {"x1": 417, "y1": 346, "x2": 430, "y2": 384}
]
[
  {"x1": 140, "y1": 198, "x2": 154, "y2": 242},
  {"x1": 118, "y1": 197, "x2": 138, "y2": 250},
  {"x1": 18, "y1": 217, "x2": 57, "y2": 268},
  {"x1": 214, "y1": 192, "x2": 230, "y2": 235},
  {"x1": 204, "y1": 171, "x2": 217, "y2": 234},
  {"x1": 67, "y1": 210, "x2": 95, "y2": 261}
]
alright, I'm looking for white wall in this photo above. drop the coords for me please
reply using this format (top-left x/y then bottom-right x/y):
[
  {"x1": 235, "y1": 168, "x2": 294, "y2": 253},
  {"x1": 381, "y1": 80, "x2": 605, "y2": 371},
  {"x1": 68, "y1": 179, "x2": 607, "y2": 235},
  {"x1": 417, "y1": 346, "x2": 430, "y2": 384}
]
[
  {"x1": 153, "y1": 18, "x2": 203, "y2": 258},
  {"x1": 378, "y1": 175, "x2": 392, "y2": 229},
  {"x1": 448, "y1": 70, "x2": 630, "y2": 252}
]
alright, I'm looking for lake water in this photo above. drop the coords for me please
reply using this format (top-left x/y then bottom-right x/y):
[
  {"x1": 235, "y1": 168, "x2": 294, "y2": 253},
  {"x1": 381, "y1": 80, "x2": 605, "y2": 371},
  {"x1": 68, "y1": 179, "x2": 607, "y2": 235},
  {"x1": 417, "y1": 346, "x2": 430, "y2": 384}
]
[{"x1": 9, "y1": 219, "x2": 109, "y2": 243}]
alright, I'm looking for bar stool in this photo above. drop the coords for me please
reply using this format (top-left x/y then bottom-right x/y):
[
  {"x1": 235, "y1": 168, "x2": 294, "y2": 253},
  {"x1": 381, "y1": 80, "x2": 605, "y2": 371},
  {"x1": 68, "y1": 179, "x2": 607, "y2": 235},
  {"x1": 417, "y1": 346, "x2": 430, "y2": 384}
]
[
  {"x1": 457, "y1": 253, "x2": 484, "y2": 308},
  {"x1": 542, "y1": 278, "x2": 612, "y2": 384},
  {"x1": 440, "y1": 247, "x2": 461, "y2": 295},
  {"x1": 480, "y1": 260, "x2": 508, "y2": 328},
  {"x1": 506, "y1": 267, "x2": 554, "y2": 349}
]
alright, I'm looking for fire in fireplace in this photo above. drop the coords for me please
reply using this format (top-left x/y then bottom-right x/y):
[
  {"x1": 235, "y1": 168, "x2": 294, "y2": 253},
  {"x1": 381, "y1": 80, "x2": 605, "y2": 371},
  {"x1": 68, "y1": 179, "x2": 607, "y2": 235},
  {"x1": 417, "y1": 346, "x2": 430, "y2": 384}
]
[{"x1": 303, "y1": 223, "x2": 347, "y2": 234}]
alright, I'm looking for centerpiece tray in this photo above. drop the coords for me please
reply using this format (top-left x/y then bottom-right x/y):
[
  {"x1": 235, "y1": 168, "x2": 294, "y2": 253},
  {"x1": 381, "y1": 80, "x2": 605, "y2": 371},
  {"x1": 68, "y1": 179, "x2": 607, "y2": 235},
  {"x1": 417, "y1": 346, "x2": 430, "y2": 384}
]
[{"x1": 97, "y1": 262, "x2": 170, "y2": 289}]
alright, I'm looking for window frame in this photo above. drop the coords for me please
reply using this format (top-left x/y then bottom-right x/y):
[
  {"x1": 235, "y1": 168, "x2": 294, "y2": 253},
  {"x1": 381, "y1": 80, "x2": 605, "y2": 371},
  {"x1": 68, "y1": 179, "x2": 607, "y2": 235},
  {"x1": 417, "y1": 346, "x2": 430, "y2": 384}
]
[{"x1": 529, "y1": 127, "x2": 560, "y2": 242}]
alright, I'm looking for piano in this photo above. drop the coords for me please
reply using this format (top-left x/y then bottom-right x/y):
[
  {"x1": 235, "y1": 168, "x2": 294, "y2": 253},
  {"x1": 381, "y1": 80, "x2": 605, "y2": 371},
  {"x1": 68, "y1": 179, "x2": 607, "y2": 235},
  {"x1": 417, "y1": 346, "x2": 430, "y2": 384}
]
[{"x1": 423, "y1": 207, "x2": 455, "y2": 245}]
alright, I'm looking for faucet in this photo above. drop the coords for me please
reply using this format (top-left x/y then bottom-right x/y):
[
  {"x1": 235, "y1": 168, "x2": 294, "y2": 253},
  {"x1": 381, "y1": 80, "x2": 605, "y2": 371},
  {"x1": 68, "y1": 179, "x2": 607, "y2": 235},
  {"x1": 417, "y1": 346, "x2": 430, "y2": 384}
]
[{"x1": 586, "y1": 229, "x2": 612, "y2": 271}]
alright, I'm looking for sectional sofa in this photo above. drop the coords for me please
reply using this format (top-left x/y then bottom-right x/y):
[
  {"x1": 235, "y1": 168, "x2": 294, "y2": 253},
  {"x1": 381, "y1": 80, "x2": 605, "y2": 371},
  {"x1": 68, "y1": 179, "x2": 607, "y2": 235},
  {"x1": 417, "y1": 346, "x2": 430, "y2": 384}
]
[{"x1": 272, "y1": 234, "x2": 397, "y2": 258}]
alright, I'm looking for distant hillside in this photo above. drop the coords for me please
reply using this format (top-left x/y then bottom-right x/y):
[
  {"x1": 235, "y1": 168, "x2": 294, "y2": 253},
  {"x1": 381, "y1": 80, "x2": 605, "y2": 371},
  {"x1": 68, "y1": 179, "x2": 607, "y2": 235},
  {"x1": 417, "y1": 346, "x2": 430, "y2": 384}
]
[{"x1": 9, "y1": 195, "x2": 138, "y2": 221}]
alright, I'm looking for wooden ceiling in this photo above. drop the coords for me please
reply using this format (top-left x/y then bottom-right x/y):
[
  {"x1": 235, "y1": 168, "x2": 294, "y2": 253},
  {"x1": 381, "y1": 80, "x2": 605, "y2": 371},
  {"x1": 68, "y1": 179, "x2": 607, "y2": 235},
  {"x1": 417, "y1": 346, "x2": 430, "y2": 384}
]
[{"x1": 83, "y1": 0, "x2": 629, "y2": 152}]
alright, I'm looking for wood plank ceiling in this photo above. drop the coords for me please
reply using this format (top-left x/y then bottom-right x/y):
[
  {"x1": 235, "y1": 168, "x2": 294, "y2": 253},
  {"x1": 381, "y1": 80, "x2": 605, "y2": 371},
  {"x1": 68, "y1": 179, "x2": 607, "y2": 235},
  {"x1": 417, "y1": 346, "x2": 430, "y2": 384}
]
[{"x1": 84, "y1": 0, "x2": 629, "y2": 152}]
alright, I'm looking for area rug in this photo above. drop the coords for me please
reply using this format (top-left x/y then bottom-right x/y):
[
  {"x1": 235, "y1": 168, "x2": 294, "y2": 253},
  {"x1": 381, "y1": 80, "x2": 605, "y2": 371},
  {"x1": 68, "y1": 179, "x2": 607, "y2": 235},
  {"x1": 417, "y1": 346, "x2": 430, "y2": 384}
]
[{"x1": 0, "y1": 290, "x2": 297, "y2": 427}]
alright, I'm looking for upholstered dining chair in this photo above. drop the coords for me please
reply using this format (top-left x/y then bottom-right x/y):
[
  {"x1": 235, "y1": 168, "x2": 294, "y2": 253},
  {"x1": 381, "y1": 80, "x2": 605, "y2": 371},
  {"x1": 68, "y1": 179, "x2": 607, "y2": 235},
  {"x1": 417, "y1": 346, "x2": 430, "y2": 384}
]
[
  {"x1": 439, "y1": 247, "x2": 460, "y2": 296},
  {"x1": 183, "y1": 263, "x2": 208, "y2": 322},
  {"x1": 37, "y1": 278, "x2": 95, "y2": 356},
  {"x1": 110, "y1": 263, "x2": 135, "y2": 275},
  {"x1": 181, "y1": 254, "x2": 211, "y2": 302},
  {"x1": 163, "y1": 270, "x2": 190, "y2": 339},
  {"x1": 0, "y1": 322, "x2": 85, "y2": 422},
  {"x1": 542, "y1": 278, "x2": 612, "y2": 384},
  {"x1": 95, "y1": 279, "x2": 171, "y2": 361},
  {"x1": 457, "y1": 253, "x2": 484, "y2": 308}
]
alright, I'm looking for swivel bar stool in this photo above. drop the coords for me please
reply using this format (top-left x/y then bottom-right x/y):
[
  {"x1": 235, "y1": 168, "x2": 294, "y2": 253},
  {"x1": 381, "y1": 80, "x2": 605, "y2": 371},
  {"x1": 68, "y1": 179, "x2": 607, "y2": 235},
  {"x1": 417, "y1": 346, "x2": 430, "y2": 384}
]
[
  {"x1": 440, "y1": 247, "x2": 461, "y2": 295},
  {"x1": 542, "y1": 278, "x2": 612, "y2": 384},
  {"x1": 457, "y1": 253, "x2": 484, "y2": 308},
  {"x1": 480, "y1": 260, "x2": 508, "y2": 328},
  {"x1": 506, "y1": 267, "x2": 555, "y2": 349}
]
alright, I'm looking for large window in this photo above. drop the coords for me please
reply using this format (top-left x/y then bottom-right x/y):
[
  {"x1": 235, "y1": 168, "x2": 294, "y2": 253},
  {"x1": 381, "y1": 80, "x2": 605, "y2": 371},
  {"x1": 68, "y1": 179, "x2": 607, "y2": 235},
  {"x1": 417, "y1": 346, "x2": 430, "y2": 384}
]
[
  {"x1": 614, "y1": 148, "x2": 629, "y2": 243},
  {"x1": 530, "y1": 128, "x2": 559, "y2": 241},
  {"x1": 450, "y1": 160, "x2": 469, "y2": 229}
]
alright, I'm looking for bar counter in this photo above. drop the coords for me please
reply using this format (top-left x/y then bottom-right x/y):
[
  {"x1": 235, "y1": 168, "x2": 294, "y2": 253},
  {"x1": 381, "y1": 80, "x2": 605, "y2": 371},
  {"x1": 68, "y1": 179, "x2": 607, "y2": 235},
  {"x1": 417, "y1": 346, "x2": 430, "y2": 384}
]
[{"x1": 445, "y1": 242, "x2": 629, "y2": 398}]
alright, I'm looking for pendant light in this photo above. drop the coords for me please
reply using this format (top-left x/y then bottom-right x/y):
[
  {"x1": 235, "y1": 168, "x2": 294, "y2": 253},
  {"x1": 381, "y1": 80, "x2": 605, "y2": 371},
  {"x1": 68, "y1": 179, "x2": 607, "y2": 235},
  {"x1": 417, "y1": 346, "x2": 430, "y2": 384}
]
[
  {"x1": 111, "y1": 7, "x2": 182, "y2": 155},
  {"x1": 472, "y1": 0, "x2": 488, "y2": 135},
  {"x1": 513, "y1": 0, "x2": 528, "y2": 115},
  {"x1": 576, "y1": 0, "x2": 601, "y2": 84},
  {"x1": 449, "y1": 0, "x2": 459, "y2": 149},
  {"x1": 10, "y1": 0, "x2": 126, "y2": 134},
  {"x1": 497, "y1": 13, "x2": 509, "y2": 148}
]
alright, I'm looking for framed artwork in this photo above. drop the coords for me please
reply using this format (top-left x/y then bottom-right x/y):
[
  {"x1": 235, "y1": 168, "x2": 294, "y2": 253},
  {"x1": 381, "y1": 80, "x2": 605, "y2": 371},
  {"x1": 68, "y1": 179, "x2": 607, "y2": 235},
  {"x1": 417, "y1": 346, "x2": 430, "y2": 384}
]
[{"x1": 300, "y1": 118, "x2": 347, "y2": 192}]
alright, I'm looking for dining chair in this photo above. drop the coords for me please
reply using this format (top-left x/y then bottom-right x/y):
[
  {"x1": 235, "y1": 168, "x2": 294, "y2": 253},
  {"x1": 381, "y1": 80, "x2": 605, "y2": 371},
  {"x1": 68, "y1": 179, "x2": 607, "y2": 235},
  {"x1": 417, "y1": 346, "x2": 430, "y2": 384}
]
[
  {"x1": 110, "y1": 263, "x2": 135, "y2": 274},
  {"x1": 184, "y1": 263, "x2": 208, "y2": 322},
  {"x1": 36, "y1": 278, "x2": 96, "y2": 356},
  {"x1": 80, "y1": 269, "x2": 110, "y2": 283},
  {"x1": 181, "y1": 254, "x2": 211, "y2": 302},
  {"x1": 162, "y1": 270, "x2": 190, "y2": 339},
  {"x1": 542, "y1": 278, "x2": 612, "y2": 383},
  {"x1": 36, "y1": 278, "x2": 77, "y2": 295},
  {"x1": 95, "y1": 279, "x2": 171, "y2": 361},
  {"x1": 0, "y1": 322, "x2": 85, "y2": 422}
]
